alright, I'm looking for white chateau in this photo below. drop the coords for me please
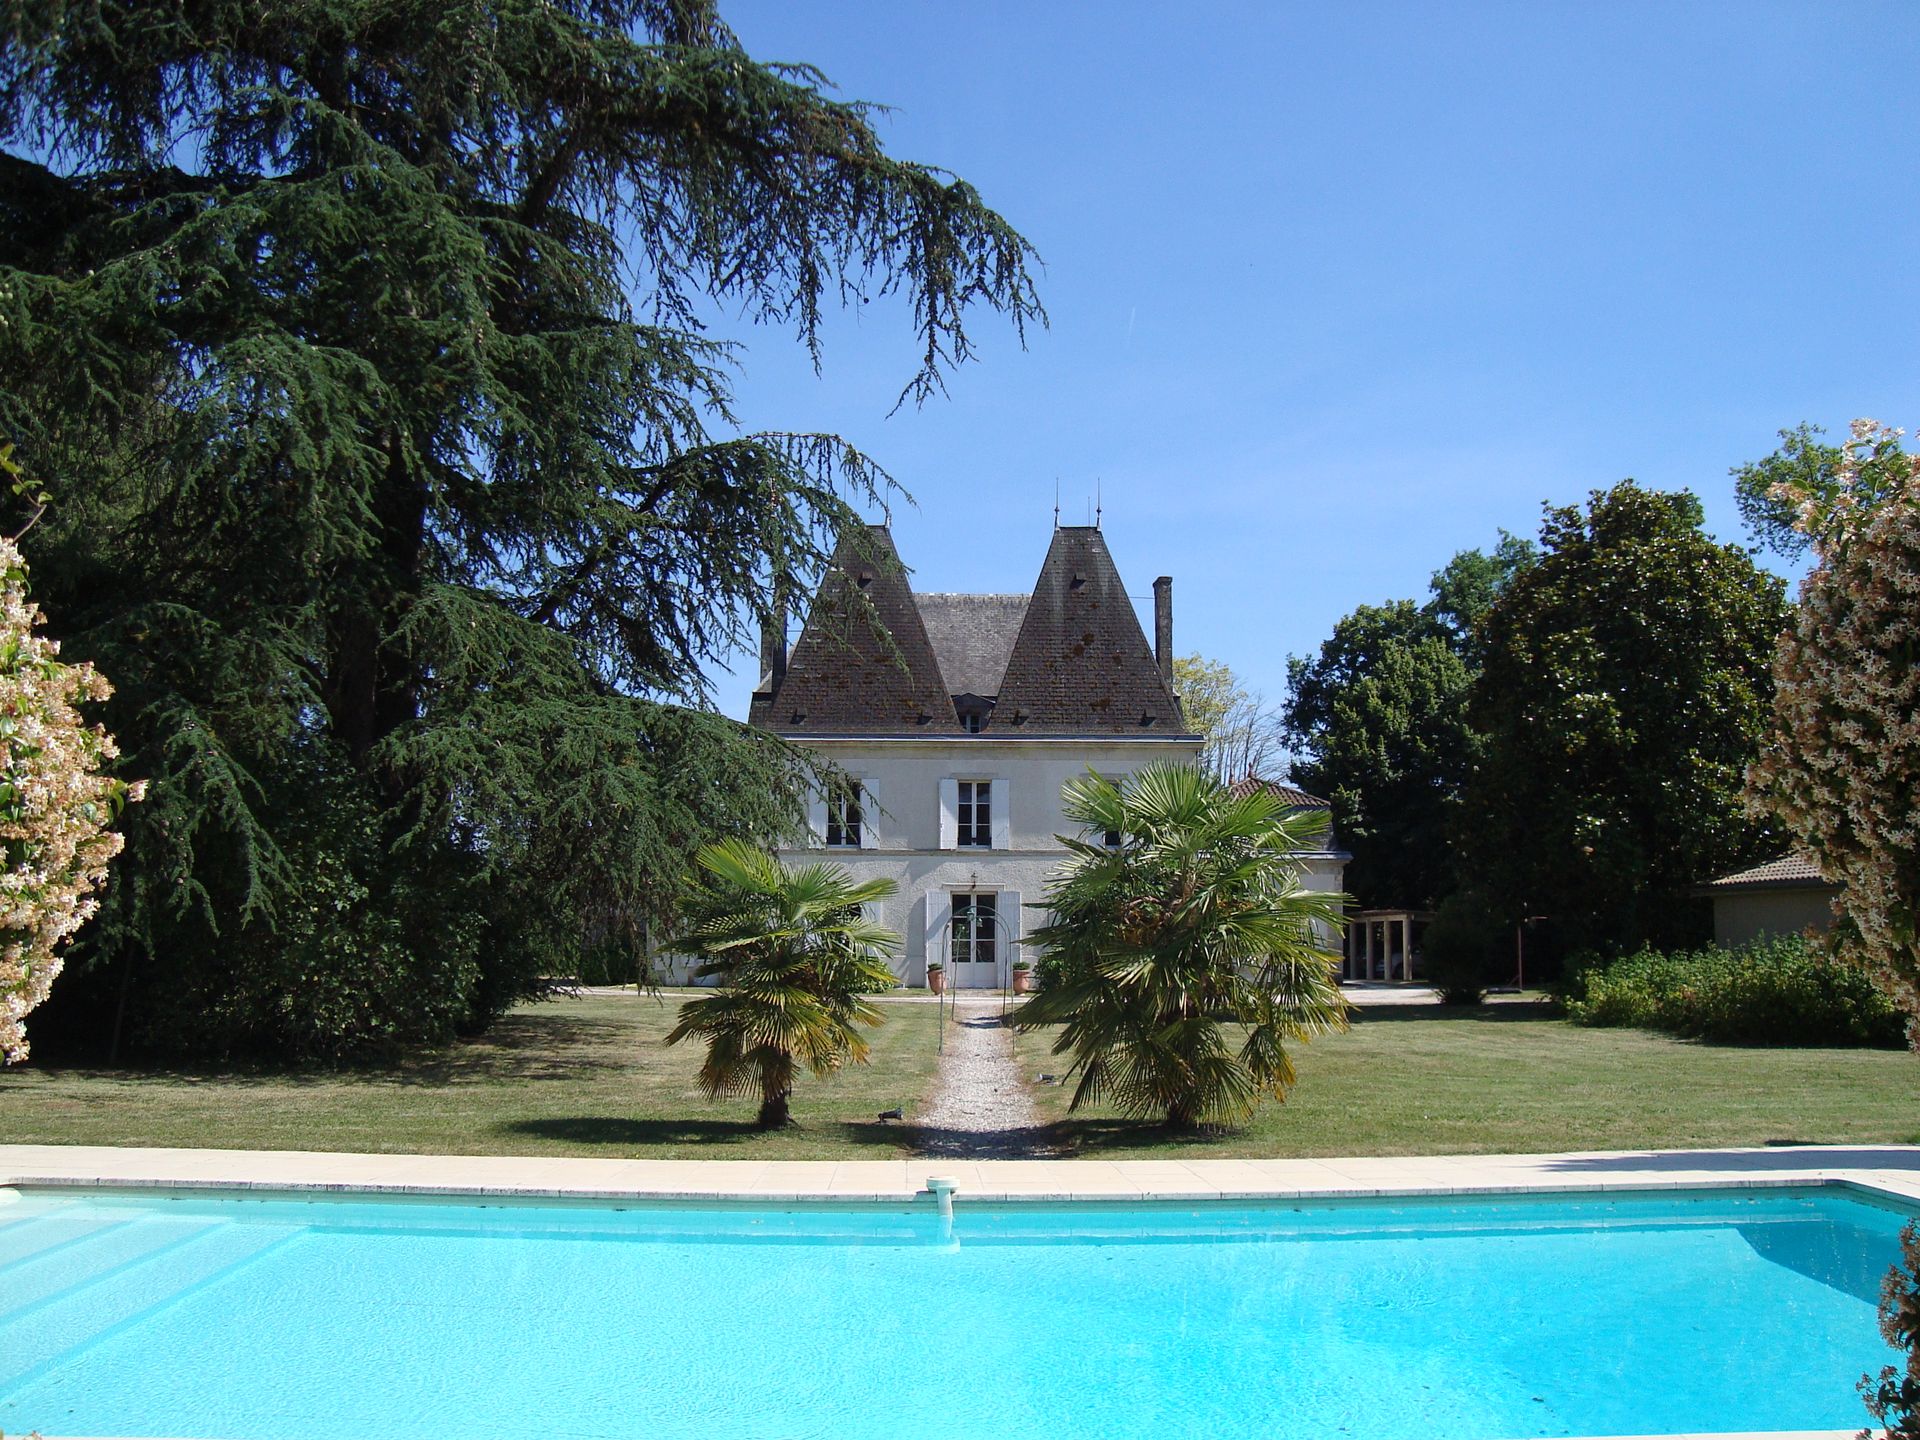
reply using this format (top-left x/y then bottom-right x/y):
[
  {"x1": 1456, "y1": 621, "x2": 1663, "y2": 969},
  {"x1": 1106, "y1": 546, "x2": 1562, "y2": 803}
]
[{"x1": 749, "y1": 523, "x2": 1347, "y2": 989}]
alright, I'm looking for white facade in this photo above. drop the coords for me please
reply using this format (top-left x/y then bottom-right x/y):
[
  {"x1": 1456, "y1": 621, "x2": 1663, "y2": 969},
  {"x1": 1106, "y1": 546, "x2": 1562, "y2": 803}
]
[
  {"x1": 791, "y1": 734, "x2": 1348, "y2": 988},
  {"x1": 725, "y1": 521, "x2": 1349, "y2": 990}
]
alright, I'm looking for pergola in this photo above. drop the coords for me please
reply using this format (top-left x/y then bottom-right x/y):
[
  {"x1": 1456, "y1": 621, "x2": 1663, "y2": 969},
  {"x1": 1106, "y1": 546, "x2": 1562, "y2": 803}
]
[{"x1": 1345, "y1": 909, "x2": 1434, "y2": 983}]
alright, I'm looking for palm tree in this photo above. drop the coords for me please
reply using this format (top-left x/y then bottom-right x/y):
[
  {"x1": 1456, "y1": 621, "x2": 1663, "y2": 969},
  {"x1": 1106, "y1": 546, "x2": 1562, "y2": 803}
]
[
  {"x1": 665, "y1": 838, "x2": 900, "y2": 1129},
  {"x1": 1015, "y1": 763, "x2": 1348, "y2": 1130}
]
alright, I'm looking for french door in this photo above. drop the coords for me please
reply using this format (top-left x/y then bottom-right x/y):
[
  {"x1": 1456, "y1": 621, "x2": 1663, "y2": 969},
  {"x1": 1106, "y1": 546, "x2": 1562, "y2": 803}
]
[{"x1": 948, "y1": 892, "x2": 1001, "y2": 989}]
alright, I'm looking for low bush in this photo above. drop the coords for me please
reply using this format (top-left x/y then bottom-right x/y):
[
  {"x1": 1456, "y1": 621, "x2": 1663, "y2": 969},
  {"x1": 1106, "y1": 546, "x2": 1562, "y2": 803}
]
[
  {"x1": 1563, "y1": 933, "x2": 1904, "y2": 1047},
  {"x1": 1421, "y1": 893, "x2": 1505, "y2": 1005}
]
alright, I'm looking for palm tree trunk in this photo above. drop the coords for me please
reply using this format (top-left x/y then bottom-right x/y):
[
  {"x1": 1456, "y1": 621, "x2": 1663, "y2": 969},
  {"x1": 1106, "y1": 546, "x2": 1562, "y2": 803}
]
[
  {"x1": 757, "y1": 1086, "x2": 792, "y2": 1129},
  {"x1": 754, "y1": 1048, "x2": 798, "y2": 1128}
]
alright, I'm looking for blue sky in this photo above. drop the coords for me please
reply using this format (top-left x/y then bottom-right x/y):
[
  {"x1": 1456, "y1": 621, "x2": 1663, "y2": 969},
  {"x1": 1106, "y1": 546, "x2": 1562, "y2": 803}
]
[{"x1": 699, "y1": 2, "x2": 1920, "y2": 722}]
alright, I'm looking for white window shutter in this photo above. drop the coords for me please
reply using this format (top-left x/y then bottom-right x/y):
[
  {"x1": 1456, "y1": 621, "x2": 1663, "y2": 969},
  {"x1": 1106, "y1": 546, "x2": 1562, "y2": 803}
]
[
  {"x1": 807, "y1": 788, "x2": 828, "y2": 845},
  {"x1": 1001, "y1": 888, "x2": 1022, "y2": 969},
  {"x1": 990, "y1": 779, "x2": 1011, "y2": 851},
  {"x1": 938, "y1": 778, "x2": 959, "y2": 850},
  {"x1": 923, "y1": 890, "x2": 951, "y2": 980},
  {"x1": 858, "y1": 776, "x2": 879, "y2": 850}
]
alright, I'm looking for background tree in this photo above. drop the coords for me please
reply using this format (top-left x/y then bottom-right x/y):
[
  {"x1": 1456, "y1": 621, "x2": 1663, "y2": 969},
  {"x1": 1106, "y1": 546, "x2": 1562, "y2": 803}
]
[
  {"x1": 665, "y1": 839, "x2": 898, "y2": 1130},
  {"x1": 1748, "y1": 420, "x2": 1920, "y2": 1040},
  {"x1": 1015, "y1": 763, "x2": 1347, "y2": 1130},
  {"x1": 1283, "y1": 602, "x2": 1472, "y2": 910},
  {"x1": 1731, "y1": 422, "x2": 1908, "y2": 560},
  {"x1": 1462, "y1": 482, "x2": 1789, "y2": 952},
  {"x1": 1280, "y1": 535, "x2": 1531, "y2": 911},
  {"x1": 1170, "y1": 652, "x2": 1287, "y2": 781},
  {"x1": 0, "y1": 2, "x2": 1039, "y2": 1058},
  {"x1": 1426, "y1": 530, "x2": 1538, "y2": 664}
]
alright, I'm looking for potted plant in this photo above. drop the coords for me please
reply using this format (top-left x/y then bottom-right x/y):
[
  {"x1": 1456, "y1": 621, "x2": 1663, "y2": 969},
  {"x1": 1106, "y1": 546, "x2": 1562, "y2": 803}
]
[
  {"x1": 1011, "y1": 960, "x2": 1033, "y2": 995},
  {"x1": 926, "y1": 960, "x2": 946, "y2": 995}
]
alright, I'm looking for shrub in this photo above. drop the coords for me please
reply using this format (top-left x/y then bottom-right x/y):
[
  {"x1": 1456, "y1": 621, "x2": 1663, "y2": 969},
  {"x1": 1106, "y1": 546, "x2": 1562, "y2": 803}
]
[
  {"x1": 1563, "y1": 933, "x2": 1904, "y2": 1047},
  {"x1": 1422, "y1": 893, "x2": 1504, "y2": 1005}
]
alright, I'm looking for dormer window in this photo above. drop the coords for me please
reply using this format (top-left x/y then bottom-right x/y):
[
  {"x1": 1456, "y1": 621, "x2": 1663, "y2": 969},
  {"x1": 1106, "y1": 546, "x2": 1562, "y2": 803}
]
[{"x1": 953, "y1": 695, "x2": 994, "y2": 733}]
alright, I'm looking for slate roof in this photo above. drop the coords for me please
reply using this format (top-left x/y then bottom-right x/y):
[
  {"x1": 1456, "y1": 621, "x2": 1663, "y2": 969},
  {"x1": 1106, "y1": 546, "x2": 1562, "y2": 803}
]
[
  {"x1": 747, "y1": 526, "x2": 961, "y2": 735},
  {"x1": 1700, "y1": 854, "x2": 1835, "y2": 891},
  {"x1": 917, "y1": 593, "x2": 1028, "y2": 698},
  {"x1": 992, "y1": 527, "x2": 1189, "y2": 735},
  {"x1": 753, "y1": 523, "x2": 1195, "y2": 738}
]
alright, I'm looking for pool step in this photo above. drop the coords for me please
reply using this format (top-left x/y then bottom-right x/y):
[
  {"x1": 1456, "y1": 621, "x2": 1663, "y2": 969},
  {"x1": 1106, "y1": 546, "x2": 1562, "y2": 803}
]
[
  {"x1": 0, "y1": 1217, "x2": 300, "y2": 1392},
  {"x1": 0, "y1": 1213, "x2": 225, "y2": 1322},
  {"x1": 0, "y1": 1204, "x2": 138, "y2": 1270}
]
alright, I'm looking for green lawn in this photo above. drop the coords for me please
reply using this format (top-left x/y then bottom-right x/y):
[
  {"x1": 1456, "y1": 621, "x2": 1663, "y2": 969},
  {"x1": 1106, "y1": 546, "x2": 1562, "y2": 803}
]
[
  {"x1": 5, "y1": 994, "x2": 1918, "y2": 1162},
  {"x1": 1012, "y1": 999, "x2": 1920, "y2": 1157},
  {"x1": 0, "y1": 994, "x2": 942, "y2": 1160}
]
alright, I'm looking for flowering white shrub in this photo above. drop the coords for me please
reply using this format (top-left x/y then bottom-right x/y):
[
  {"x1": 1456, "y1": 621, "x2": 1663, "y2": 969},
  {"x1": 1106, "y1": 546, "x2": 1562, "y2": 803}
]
[
  {"x1": 1749, "y1": 419, "x2": 1920, "y2": 1039},
  {"x1": 0, "y1": 535, "x2": 140, "y2": 1063}
]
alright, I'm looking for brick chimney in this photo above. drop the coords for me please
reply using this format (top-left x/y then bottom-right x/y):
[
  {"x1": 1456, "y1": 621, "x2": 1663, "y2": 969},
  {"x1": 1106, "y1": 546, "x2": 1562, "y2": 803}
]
[{"x1": 1153, "y1": 575, "x2": 1173, "y2": 684}]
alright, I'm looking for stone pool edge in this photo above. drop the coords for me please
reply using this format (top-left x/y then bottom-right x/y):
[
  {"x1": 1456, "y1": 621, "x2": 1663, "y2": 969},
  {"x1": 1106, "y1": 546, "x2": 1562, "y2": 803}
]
[{"x1": 3, "y1": 1141, "x2": 1919, "y2": 1209}]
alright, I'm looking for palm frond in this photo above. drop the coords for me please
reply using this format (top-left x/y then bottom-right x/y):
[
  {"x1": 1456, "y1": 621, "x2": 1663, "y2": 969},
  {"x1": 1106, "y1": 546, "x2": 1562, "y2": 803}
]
[
  {"x1": 1015, "y1": 762, "x2": 1350, "y2": 1129},
  {"x1": 664, "y1": 840, "x2": 903, "y2": 1125}
]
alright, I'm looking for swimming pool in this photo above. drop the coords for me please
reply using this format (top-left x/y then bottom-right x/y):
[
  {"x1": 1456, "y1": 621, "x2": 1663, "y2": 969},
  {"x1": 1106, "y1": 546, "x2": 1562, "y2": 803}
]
[{"x1": 0, "y1": 1183, "x2": 1904, "y2": 1439}]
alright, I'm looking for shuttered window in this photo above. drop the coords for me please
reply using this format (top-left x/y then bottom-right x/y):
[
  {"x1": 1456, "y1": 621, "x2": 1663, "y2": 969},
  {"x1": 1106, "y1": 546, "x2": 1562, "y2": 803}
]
[{"x1": 956, "y1": 780, "x2": 992, "y2": 848}]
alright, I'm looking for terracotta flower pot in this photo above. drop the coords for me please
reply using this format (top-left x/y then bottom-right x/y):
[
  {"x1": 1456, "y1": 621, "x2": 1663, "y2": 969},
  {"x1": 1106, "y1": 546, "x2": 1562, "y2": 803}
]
[{"x1": 927, "y1": 967, "x2": 946, "y2": 995}]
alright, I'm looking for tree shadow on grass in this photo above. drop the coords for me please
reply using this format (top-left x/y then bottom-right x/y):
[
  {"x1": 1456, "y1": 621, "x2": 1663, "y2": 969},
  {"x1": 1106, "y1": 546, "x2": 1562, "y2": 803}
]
[
  {"x1": 505, "y1": 1116, "x2": 921, "y2": 1154},
  {"x1": 1348, "y1": 1001, "x2": 1557, "y2": 1025},
  {"x1": 6, "y1": 1013, "x2": 634, "y2": 1091},
  {"x1": 501, "y1": 1116, "x2": 1079, "y2": 1158},
  {"x1": 506, "y1": 1116, "x2": 776, "y2": 1148},
  {"x1": 1036, "y1": 1118, "x2": 1249, "y2": 1156},
  {"x1": 830, "y1": 1120, "x2": 1066, "y2": 1158}
]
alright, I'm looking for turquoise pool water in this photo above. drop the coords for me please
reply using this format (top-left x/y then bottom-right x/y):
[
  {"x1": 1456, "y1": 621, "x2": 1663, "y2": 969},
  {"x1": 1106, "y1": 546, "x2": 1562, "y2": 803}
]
[{"x1": 0, "y1": 1184, "x2": 1905, "y2": 1438}]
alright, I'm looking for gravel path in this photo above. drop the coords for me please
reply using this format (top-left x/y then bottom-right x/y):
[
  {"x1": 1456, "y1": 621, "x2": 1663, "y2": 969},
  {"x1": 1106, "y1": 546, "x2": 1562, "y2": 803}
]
[{"x1": 914, "y1": 1001, "x2": 1057, "y2": 1159}]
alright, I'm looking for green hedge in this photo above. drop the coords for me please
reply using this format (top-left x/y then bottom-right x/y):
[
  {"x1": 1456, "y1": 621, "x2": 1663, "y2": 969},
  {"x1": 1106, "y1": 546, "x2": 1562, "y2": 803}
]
[{"x1": 1564, "y1": 934, "x2": 1906, "y2": 1047}]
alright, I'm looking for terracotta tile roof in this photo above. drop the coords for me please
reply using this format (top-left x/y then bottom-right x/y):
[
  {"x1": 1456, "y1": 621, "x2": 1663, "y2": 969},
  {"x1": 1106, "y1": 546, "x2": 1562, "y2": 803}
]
[
  {"x1": 1701, "y1": 854, "x2": 1834, "y2": 891},
  {"x1": 748, "y1": 526, "x2": 960, "y2": 734},
  {"x1": 989, "y1": 527, "x2": 1190, "y2": 735},
  {"x1": 1229, "y1": 777, "x2": 1333, "y2": 809},
  {"x1": 1227, "y1": 776, "x2": 1345, "y2": 855},
  {"x1": 916, "y1": 593, "x2": 1027, "y2": 697}
]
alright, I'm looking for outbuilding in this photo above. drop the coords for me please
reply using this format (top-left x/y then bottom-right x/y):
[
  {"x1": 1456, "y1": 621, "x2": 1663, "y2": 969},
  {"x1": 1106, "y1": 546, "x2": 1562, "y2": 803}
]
[{"x1": 1697, "y1": 855, "x2": 1838, "y2": 946}]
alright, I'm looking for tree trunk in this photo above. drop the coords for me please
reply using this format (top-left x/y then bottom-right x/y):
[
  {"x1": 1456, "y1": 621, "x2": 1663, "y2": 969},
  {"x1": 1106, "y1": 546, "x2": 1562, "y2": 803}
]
[
  {"x1": 319, "y1": 435, "x2": 428, "y2": 801},
  {"x1": 757, "y1": 1087, "x2": 792, "y2": 1129}
]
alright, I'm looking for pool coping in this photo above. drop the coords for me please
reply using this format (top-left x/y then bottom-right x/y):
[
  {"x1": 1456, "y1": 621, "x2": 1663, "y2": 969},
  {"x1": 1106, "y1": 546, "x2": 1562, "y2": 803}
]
[
  {"x1": 5, "y1": 1144, "x2": 1905, "y2": 1440},
  {"x1": 4, "y1": 1140, "x2": 1920, "y2": 1209}
]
